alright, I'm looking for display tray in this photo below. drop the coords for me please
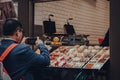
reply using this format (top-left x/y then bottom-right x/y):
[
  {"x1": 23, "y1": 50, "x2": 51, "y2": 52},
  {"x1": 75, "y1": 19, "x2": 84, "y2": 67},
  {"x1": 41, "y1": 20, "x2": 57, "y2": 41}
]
[
  {"x1": 83, "y1": 47, "x2": 110, "y2": 70},
  {"x1": 49, "y1": 45, "x2": 110, "y2": 70}
]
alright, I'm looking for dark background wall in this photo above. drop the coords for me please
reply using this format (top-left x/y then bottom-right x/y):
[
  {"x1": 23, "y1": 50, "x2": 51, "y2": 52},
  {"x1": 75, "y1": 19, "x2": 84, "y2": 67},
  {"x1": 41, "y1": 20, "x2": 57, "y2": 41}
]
[{"x1": 110, "y1": 0, "x2": 120, "y2": 80}]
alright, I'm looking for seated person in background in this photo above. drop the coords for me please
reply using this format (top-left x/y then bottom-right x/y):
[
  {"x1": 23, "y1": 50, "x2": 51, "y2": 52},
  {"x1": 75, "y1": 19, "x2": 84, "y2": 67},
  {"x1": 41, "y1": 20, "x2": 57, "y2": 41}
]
[
  {"x1": 0, "y1": 19, "x2": 50, "y2": 80},
  {"x1": 100, "y1": 29, "x2": 109, "y2": 46}
]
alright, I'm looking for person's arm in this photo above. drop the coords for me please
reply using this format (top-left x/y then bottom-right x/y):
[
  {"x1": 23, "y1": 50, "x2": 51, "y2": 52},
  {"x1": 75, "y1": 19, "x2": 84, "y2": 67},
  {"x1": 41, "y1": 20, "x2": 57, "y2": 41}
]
[
  {"x1": 13, "y1": 44, "x2": 50, "y2": 68},
  {"x1": 34, "y1": 44, "x2": 50, "y2": 66},
  {"x1": 18, "y1": 36, "x2": 50, "y2": 68}
]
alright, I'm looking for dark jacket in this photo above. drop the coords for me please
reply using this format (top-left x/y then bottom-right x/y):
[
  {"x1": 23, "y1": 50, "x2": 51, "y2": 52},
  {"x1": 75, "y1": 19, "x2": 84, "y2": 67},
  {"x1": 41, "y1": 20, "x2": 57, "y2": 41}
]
[
  {"x1": 0, "y1": 39, "x2": 50, "y2": 80},
  {"x1": 100, "y1": 29, "x2": 109, "y2": 46}
]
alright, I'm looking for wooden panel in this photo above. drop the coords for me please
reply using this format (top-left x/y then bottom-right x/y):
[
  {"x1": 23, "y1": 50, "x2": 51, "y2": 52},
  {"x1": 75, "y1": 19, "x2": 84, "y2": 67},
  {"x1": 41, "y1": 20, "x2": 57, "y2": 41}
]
[
  {"x1": 0, "y1": 21, "x2": 3, "y2": 37},
  {"x1": 18, "y1": 0, "x2": 30, "y2": 36}
]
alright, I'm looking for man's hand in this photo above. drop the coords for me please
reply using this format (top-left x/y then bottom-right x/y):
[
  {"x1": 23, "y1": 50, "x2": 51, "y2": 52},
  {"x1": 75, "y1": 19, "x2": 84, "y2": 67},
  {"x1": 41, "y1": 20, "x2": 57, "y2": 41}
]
[
  {"x1": 35, "y1": 37, "x2": 43, "y2": 46},
  {"x1": 20, "y1": 36, "x2": 29, "y2": 44}
]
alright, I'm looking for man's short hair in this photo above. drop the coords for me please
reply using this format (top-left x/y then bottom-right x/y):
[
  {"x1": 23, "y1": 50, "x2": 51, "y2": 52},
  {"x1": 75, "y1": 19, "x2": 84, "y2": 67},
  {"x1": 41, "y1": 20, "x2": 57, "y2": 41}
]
[{"x1": 2, "y1": 19, "x2": 22, "y2": 36}]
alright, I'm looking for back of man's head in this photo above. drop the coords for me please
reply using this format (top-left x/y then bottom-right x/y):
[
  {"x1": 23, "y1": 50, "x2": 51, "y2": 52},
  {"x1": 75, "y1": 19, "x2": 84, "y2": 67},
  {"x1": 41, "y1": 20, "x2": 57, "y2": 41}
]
[{"x1": 2, "y1": 19, "x2": 22, "y2": 36}]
